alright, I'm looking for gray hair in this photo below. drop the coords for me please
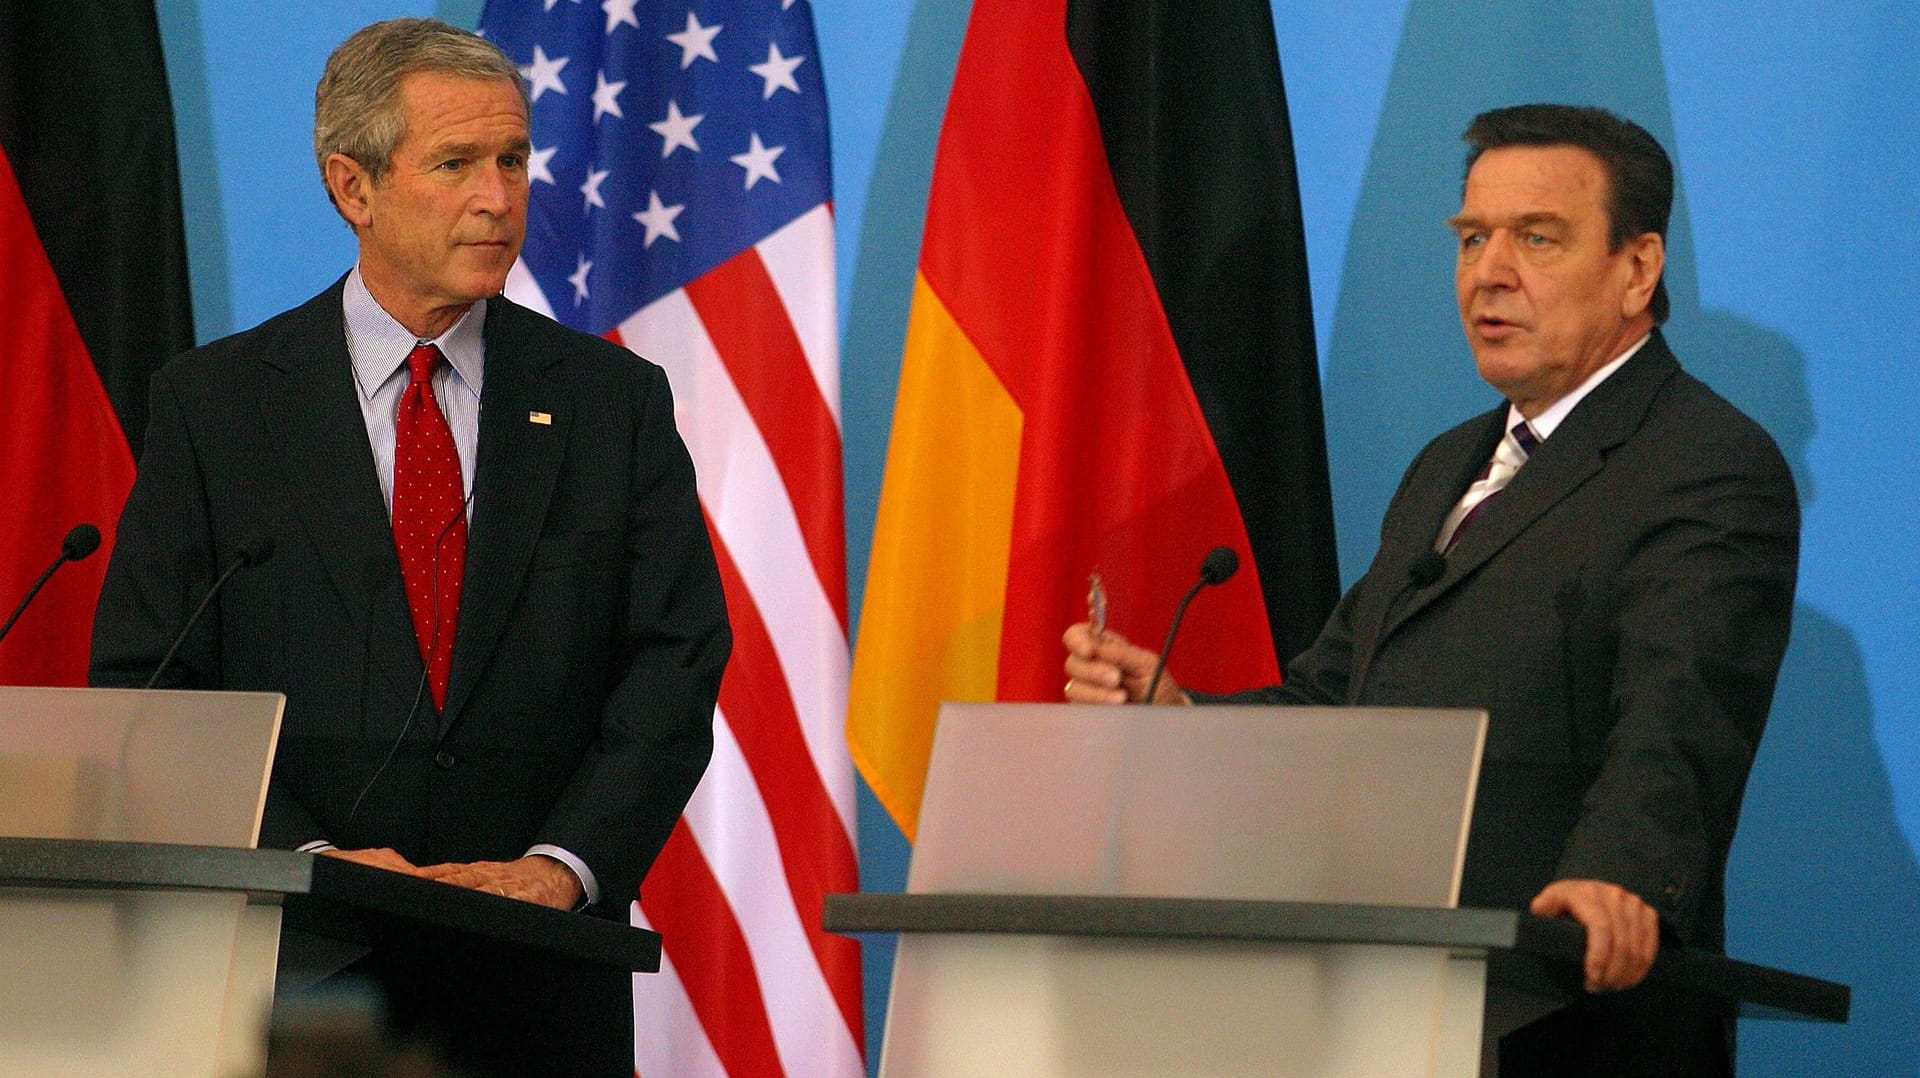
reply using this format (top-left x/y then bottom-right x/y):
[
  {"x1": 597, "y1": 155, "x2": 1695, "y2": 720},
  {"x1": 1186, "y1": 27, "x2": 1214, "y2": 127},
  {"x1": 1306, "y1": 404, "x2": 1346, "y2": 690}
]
[{"x1": 314, "y1": 18, "x2": 526, "y2": 199}]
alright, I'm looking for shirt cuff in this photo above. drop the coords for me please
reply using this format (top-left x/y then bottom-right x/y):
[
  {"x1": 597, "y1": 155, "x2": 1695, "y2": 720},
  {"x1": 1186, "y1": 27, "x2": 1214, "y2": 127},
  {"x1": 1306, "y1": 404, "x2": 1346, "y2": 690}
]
[
  {"x1": 297, "y1": 840, "x2": 336, "y2": 854},
  {"x1": 527, "y1": 844, "x2": 599, "y2": 910}
]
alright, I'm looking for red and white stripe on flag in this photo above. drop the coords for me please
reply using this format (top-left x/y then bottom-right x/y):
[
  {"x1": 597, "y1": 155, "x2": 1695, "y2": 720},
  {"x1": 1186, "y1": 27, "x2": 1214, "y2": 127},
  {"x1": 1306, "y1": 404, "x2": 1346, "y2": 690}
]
[
  {"x1": 509, "y1": 207, "x2": 861, "y2": 1076},
  {"x1": 480, "y1": 0, "x2": 860, "y2": 1068},
  {"x1": 621, "y1": 203, "x2": 861, "y2": 1078}
]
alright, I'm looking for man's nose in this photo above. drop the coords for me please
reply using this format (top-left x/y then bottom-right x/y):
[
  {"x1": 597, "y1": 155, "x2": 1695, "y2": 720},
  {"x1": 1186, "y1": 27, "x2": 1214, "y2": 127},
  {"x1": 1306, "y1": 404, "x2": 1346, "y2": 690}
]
[
  {"x1": 1470, "y1": 231, "x2": 1520, "y2": 288},
  {"x1": 470, "y1": 164, "x2": 515, "y2": 214}
]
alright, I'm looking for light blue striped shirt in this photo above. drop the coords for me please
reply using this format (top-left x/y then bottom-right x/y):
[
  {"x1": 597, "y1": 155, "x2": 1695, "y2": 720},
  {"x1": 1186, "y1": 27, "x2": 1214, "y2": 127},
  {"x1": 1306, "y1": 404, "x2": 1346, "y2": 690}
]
[
  {"x1": 323, "y1": 268, "x2": 598, "y2": 908},
  {"x1": 343, "y1": 267, "x2": 484, "y2": 521}
]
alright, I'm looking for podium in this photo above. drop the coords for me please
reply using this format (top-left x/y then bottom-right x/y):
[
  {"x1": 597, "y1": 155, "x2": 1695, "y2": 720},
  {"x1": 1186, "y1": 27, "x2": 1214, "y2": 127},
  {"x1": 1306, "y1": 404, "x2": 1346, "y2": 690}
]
[
  {"x1": 0, "y1": 686, "x2": 661, "y2": 1076},
  {"x1": 825, "y1": 703, "x2": 1848, "y2": 1077}
]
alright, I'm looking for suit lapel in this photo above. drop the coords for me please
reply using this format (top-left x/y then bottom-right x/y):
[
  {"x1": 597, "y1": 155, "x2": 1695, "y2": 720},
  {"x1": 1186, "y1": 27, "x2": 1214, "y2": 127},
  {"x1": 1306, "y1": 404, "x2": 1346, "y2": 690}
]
[
  {"x1": 441, "y1": 299, "x2": 567, "y2": 729},
  {"x1": 1381, "y1": 334, "x2": 1682, "y2": 637},
  {"x1": 1343, "y1": 408, "x2": 1503, "y2": 698},
  {"x1": 260, "y1": 280, "x2": 424, "y2": 703}
]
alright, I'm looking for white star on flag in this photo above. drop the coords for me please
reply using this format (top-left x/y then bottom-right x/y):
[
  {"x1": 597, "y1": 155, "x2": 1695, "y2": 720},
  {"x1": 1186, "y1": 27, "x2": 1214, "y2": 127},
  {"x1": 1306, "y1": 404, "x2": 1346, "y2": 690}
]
[
  {"x1": 749, "y1": 42, "x2": 805, "y2": 100},
  {"x1": 730, "y1": 132, "x2": 784, "y2": 189},
  {"x1": 632, "y1": 190, "x2": 685, "y2": 247},
  {"x1": 601, "y1": 0, "x2": 639, "y2": 35},
  {"x1": 521, "y1": 44, "x2": 569, "y2": 101},
  {"x1": 591, "y1": 71, "x2": 626, "y2": 122},
  {"x1": 481, "y1": 0, "x2": 858, "y2": 1073},
  {"x1": 527, "y1": 144, "x2": 557, "y2": 185},
  {"x1": 566, "y1": 253, "x2": 591, "y2": 303},
  {"x1": 580, "y1": 167, "x2": 610, "y2": 211},
  {"x1": 666, "y1": 11, "x2": 722, "y2": 69},
  {"x1": 649, "y1": 100, "x2": 703, "y2": 158}
]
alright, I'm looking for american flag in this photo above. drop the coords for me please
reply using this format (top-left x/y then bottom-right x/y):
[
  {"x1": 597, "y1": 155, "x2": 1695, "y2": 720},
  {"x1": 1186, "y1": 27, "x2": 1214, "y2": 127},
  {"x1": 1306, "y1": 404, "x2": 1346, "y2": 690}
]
[{"x1": 478, "y1": 3, "x2": 861, "y2": 1075}]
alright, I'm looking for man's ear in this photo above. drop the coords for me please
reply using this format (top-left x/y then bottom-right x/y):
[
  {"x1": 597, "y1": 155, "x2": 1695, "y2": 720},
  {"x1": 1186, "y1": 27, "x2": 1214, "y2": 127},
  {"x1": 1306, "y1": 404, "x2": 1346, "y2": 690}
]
[
  {"x1": 324, "y1": 153, "x2": 375, "y2": 230},
  {"x1": 1620, "y1": 231, "x2": 1665, "y2": 319}
]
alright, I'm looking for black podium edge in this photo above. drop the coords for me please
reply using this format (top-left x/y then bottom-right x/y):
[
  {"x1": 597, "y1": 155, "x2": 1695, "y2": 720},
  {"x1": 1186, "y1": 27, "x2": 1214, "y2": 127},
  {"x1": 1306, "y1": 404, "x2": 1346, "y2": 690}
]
[
  {"x1": 0, "y1": 836, "x2": 658, "y2": 973},
  {"x1": 823, "y1": 892, "x2": 1848, "y2": 1024}
]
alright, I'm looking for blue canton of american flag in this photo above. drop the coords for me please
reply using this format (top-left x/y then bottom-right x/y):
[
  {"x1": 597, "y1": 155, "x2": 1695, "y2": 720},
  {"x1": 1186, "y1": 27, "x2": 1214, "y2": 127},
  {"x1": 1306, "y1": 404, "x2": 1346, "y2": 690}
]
[
  {"x1": 485, "y1": 0, "x2": 831, "y2": 328},
  {"x1": 479, "y1": 4, "x2": 860, "y2": 1078}
]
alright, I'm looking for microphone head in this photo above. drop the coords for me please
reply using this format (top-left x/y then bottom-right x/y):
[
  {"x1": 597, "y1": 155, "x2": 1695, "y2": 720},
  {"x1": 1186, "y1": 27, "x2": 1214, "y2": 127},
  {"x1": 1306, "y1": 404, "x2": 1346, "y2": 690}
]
[
  {"x1": 1199, "y1": 546, "x2": 1240, "y2": 586},
  {"x1": 1407, "y1": 551, "x2": 1447, "y2": 588},
  {"x1": 62, "y1": 523, "x2": 102, "y2": 562},
  {"x1": 235, "y1": 531, "x2": 276, "y2": 569}
]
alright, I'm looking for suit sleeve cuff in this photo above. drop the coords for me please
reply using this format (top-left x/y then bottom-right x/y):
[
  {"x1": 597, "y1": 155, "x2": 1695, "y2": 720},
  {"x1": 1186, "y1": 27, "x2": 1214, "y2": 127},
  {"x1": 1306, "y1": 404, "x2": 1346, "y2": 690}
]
[{"x1": 527, "y1": 844, "x2": 599, "y2": 910}]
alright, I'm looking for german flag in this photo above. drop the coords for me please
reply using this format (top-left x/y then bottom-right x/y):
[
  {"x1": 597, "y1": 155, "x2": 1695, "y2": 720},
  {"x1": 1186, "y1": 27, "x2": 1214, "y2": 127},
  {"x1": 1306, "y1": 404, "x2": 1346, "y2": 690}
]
[
  {"x1": 849, "y1": 0, "x2": 1338, "y2": 837},
  {"x1": 0, "y1": 4, "x2": 193, "y2": 685}
]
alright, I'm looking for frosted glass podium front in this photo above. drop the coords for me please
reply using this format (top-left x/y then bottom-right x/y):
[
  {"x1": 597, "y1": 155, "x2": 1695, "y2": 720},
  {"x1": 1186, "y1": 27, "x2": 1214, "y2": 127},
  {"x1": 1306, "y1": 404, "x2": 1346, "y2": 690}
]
[
  {"x1": 0, "y1": 685, "x2": 284, "y2": 1078},
  {"x1": 876, "y1": 703, "x2": 1490, "y2": 1078}
]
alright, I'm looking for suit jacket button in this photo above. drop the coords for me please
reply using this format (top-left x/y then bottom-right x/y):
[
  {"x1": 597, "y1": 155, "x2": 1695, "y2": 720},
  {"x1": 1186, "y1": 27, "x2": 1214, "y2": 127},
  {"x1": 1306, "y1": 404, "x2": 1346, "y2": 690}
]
[{"x1": 434, "y1": 750, "x2": 457, "y2": 770}]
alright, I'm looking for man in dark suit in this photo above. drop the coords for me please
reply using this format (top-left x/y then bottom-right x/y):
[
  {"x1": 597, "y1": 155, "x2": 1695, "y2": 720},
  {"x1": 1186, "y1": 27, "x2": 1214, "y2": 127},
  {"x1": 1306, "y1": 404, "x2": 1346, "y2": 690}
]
[
  {"x1": 1065, "y1": 105, "x2": 1796, "y2": 1075},
  {"x1": 89, "y1": 18, "x2": 729, "y2": 1076}
]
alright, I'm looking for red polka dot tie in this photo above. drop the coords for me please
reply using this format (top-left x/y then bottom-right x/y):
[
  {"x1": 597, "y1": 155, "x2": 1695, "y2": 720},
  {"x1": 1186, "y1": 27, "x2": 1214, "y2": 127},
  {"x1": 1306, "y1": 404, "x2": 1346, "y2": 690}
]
[{"x1": 393, "y1": 343, "x2": 466, "y2": 712}]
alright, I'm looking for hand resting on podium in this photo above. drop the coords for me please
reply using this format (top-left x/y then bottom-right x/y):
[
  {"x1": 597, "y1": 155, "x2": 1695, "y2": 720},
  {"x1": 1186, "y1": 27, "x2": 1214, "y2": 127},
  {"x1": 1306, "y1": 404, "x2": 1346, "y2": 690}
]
[
  {"x1": 322, "y1": 848, "x2": 585, "y2": 911},
  {"x1": 1058, "y1": 621, "x2": 1660, "y2": 992}
]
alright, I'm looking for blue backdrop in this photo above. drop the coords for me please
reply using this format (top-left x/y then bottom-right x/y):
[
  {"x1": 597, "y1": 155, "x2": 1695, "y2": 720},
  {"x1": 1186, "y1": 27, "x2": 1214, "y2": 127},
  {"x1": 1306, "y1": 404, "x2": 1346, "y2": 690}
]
[{"x1": 155, "y1": 1, "x2": 1917, "y2": 1072}]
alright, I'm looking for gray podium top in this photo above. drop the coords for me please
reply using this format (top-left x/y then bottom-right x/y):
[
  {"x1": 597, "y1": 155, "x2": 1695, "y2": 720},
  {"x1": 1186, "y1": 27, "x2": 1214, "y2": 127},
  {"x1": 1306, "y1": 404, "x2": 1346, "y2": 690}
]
[
  {"x1": 0, "y1": 836, "x2": 659, "y2": 973},
  {"x1": 824, "y1": 891, "x2": 1849, "y2": 1024}
]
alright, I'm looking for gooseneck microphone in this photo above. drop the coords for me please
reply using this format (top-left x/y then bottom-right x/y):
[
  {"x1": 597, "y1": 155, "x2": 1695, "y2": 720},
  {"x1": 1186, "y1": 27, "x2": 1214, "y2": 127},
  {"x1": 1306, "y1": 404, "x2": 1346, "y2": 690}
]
[
  {"x1": 0, "y1": 524, "x2": 104, "y2": 647},
  {"x1": 144, "y1": 531, "x2": 276, "y2": 689},
  {"x1": 1144, "y1": 545, "x2": 1240, "y2": 704}
]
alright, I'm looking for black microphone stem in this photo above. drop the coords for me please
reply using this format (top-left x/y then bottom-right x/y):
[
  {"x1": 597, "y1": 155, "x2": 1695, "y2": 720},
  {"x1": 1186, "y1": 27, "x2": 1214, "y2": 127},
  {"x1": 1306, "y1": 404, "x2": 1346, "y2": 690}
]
[
  {"x1": 0, "y1": 524, "x2": 103, "y2": 647},
  {"x1": 144, "y1": 555, "x2": 252, "y2": 689},
  {"x1": 143, "y1": 532, "x2": 273, "y2": 691},
  {"x1": 0, "y1": 558, "x2": 69, "y2": 646},
  {"x1": 1144, "y1": 578, "x2": 1207, "y2": 704}
]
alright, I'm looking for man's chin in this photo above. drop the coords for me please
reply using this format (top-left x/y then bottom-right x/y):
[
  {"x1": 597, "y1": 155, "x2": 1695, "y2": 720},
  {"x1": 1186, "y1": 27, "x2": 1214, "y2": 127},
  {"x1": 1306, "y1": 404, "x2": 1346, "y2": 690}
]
[{"x1": 1473, "y1": 348, "x2": 1539, "y2": 397}]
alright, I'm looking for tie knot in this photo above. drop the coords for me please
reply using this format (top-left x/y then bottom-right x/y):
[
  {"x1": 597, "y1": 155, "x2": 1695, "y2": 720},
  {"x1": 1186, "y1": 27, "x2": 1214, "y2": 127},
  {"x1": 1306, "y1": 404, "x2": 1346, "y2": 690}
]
[
  {"x1": 406, "y1": 343, "x2": 444, "y2": 386},
  {"x1": 1512, "y1": 420, "x2": 1540, "y2": 457}
]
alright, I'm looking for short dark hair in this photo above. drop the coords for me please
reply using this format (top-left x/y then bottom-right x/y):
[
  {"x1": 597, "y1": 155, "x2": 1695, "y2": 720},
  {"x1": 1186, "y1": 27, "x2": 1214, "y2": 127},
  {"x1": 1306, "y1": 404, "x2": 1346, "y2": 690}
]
[{"x1": 1462, "y1": 104, "x2": 1673, "y2": 324}]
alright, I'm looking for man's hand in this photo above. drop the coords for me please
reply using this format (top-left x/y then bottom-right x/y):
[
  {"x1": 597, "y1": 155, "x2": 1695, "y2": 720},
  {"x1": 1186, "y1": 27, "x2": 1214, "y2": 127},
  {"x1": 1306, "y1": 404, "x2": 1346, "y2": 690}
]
[
  {"x1": 419, "y1": 854, "x2": 585, "y2": 911},
  {"x1": 322, "y1": 847, "x2": 425, "y2": 874},
  {"x1": 1530, "y1": 878, "x2": 1660, "y2": 992},
  {"x1": 1062, "y1": 622, "x2": 1188, "y2": 706}
]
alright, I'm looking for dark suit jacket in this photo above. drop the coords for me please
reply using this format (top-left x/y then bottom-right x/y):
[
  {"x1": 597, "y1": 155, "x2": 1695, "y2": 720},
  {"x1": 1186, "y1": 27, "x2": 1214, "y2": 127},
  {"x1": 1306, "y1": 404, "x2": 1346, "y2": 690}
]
[
  {"x1": 90, "y1": 280, "x2": 730, "y2": 1073},
  {"x1": 1207, "y1": 335, "x2": 1797, "y2": 1072},
  {"x1": 1216, "y1": 334, "x2": 1796, "y2": 941}
]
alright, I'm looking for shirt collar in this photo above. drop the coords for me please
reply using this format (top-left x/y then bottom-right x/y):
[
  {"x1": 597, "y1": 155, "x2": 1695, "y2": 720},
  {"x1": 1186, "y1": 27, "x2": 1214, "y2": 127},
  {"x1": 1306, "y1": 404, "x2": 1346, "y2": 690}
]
[
  {"x1": 343, "y1": 266, "x2": 486, "y2": 402},
  {"x1": 1508, "y1": 332, "x2": 1651, "y2": 443}
]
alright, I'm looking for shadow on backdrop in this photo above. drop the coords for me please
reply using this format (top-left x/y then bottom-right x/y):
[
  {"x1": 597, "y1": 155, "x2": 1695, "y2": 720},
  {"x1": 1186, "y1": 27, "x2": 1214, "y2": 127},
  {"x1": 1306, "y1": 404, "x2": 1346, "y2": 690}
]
[
  {"x1": 1325, "y1": 3, "x2": 1910, "y2": 1072},
  {"x1": 154, "y1": 0, "x2": 232, "y2": 345},
  {"x1": 839, "y1": 0, "x2": 971, "y2": 628},
  {"x1": 1688, "y1": 313, "x2": 1920, "y2": 1077},
  {"x1": 835, "y1": 2, "x2": 973, "y2": 1071},
  {"x1": 1321, "y1": 1, "x2": 1697, "y2": 579}
]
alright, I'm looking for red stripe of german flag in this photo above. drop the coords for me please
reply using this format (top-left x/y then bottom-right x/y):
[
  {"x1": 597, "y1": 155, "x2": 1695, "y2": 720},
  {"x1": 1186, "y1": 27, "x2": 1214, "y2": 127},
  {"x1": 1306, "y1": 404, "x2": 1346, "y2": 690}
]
[
  {"x1": 850, "y1": 0, "x2": 1337, "y2": 838},
  {"x1": 0, "y1": 5, "x2": 194, "y2": 685}
]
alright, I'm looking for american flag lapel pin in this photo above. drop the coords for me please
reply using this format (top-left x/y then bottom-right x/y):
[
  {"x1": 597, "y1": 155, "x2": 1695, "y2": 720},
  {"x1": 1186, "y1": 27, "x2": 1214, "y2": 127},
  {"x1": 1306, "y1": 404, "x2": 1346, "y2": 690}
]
[{"x1": 529, "y1": 411, "x2": 552, "y2": 425}]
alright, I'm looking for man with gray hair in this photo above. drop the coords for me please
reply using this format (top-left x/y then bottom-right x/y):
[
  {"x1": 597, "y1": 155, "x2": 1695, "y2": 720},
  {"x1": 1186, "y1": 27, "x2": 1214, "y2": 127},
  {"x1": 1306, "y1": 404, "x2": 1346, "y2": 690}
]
[{"x1": 91, "y1": 18, "x2": 730, "y2": 1075}]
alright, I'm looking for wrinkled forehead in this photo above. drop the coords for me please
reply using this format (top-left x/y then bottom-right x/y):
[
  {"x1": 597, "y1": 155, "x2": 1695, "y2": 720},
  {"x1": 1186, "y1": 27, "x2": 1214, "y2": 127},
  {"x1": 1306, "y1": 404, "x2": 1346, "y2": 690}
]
[{"x1": 395, "y1": 72, "x2": 530, "y2": 150}]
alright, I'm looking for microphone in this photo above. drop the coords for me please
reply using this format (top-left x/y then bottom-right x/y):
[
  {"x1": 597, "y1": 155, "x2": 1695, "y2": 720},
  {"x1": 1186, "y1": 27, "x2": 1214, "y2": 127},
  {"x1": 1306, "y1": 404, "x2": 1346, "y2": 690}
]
[
  {"x1": 144, "y1": 531, "x2": 276, "y2": 689},
  {"x1": 1144, "y1": 545, "x2": 1240, "y2": 703},
  {"x1": 1407, "y1": 551, "x2": 1447, "y2": 589},
  {"x1": 0, "y1": 524, "x2": 105, "y2": 647}
]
